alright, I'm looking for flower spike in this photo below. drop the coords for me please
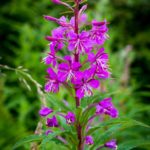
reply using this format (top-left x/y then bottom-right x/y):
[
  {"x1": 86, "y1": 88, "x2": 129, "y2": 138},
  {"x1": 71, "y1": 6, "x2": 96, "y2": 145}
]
[{"x1": 40, "y1": 0, "x2": 119, "y2": 149}]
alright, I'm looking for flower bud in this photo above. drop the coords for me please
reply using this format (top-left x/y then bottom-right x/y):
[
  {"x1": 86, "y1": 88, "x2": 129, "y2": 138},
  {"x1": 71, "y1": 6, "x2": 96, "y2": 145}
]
[
  {"x1": 85, "y1": 136, "x2": 94, "y2": 145},
  {"x1": 44, "y1": 15, "x2": 58, "y2": 22},
  {"x1": 46, "y1": 116, "x2": 59, "y2": 127},
  {"x1": 104, "y1": 139, "x2": 117, "y2": 149},
  {"x1": 39, "y1": 107, "x2": 53, "y2": 117},
  {"x1": 52, "y1": 0, "x2": 61, "y2": 4}
]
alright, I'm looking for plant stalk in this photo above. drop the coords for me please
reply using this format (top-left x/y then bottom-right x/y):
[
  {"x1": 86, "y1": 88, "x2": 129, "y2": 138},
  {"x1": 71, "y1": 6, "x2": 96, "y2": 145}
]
[
  {"x1": 74, "y1": 1, "x2": 83, "y2": 150},
  {"x1": 74, "y1": 0, "x2": 80, "y2": 108}
]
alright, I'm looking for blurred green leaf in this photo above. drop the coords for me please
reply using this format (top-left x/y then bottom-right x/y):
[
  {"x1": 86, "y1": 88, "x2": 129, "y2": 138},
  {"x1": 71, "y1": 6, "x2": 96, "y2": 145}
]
[
  {"x1": 87, "y1": 117, "x2": 150, "y2": 136},
  {"x1": 40, "y1": 131, "x2": 66, "y2": 150},
  {"x1": 118, "y1": 139, "x2": 150, "y2": 150},
  {"x1": 13, "y1": 134, "x2": 44, "y2": 149}
]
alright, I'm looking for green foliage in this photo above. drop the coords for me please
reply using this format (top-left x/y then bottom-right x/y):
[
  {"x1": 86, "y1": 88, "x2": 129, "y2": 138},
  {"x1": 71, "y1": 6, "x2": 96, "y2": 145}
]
[
  {"x1": 13, "y1": 134, "x2": 44, "y2": 149},
  {"x1": 118, "y1": 139, "x2": 150, "y2": 150}
]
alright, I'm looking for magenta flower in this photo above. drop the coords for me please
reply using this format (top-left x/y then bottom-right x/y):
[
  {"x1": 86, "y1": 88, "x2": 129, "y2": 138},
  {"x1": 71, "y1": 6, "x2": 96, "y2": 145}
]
[
  {"x1": 88, "y1": 47, "x2": 109, "y2": 70},
  {"x1": 46, "y1": 116, "x2": 58, "y2": 127},
  {"x1": 58, "y1": 16, "x2": 72, "y2": 28},
  {"x1": 85, "y1": 136, "x2": 94, "y2": 145},
  {"x1": 68, "y1": 31, "x2": 92, "y2": 54},
  {"x1": 96, "y1": 98, "x2": 118, "y2": 118},
  {"x1": 90, "y1": 20, "x2": 108, "y2": 45},
  {"x1": 70, "y1": 14, "x2": 87, "y2": 28},
  {"x1": 52, "y1": 27, "x2": 65, "y2": 50},
  {"x1": 58, "y1": 55, "x2": 81, "y2": 81},
  {"x1": 43, "y1": 48, "x2": 57, "y2": 67},
  {"x1": 45, "y1": 68, "x2": 60, "y2": 93},
  {"x1": 104, "y1": 139, "x2": 117, "y2": 149},
  {"x1": 65, "y1": 112, "x2": 76, "y2": 124},
  {"x1": 91, "y1": 64, "x2": 110, "y2": 79},
  {"x1": 45, "y1": 27, "x2": 65, "y2": 51},
  {"x1": 73, "y1": 70, "x2": 100, "y2": 99},
  {"x1": 44, "y1": 15, "x2": 72, "y2": 28},
  {"x1": 39, "y1": 107, "x2": 53, "y2": 117}
]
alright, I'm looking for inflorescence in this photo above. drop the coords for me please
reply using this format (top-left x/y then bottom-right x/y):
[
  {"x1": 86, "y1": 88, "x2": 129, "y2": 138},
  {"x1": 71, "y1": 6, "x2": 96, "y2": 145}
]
[{"x1": 39, "y1": 0, "x2": 118, "y2": 149}]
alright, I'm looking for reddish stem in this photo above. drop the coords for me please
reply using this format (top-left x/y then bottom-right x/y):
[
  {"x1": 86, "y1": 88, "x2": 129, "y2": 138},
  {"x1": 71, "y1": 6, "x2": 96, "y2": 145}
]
[
  {"x1": 77, "y1": 124, "x2": 84, "y2": 150},
  {"x1": 74, "y1": 0, "x2": 80, "y2": 108},
  {"x1": 74, "y1": 1, "x2": 83, "y2": 150},
  {"x1": 74, "y1": 0, "x2": 79, "y2": 34},
  {"x1": 75, "y1": 96, "x2": 80, "y2": 107}
]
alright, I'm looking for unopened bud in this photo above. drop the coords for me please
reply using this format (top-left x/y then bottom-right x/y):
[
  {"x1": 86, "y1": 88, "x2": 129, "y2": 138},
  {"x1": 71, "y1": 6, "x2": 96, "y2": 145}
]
[
  {"x1": 51, "y1": 0, "x2": 61, "y2": 4},
  {"x1": 44, "y1": 15, "x2": 58, "y2": 22}
]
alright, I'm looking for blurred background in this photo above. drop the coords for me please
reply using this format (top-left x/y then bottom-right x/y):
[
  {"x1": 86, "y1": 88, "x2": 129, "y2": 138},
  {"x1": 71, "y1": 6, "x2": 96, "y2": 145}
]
[{"x1": 0, "y1": 0, "x2": 150, "y2": 149}]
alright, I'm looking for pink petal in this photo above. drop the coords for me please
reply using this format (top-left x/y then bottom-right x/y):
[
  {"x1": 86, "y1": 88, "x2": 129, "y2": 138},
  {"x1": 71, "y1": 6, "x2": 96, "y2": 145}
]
[
  {"x1": 71, "y1": 62, "x2": 81, "y2": 70},
  {"x1": 68, "y1": 31, "x2": 77, "y2": 39},
  {"x1": 59, "y1": 16, "x2": 67, "y2": 22},
  {"x1": 89, "y1": 79, "x2": 100, "y2": 89},
  {"x1": 57, "y1": 71, "x2": 68, "y2": 82},
  {"x1": 68, "y1": 42, "x2": 75, "y2": 51},
  {"x1": 64, "y1": 55, "x2": 72, "y2": 63},
  {"x1": 70, "y1": 16, "x2": 75, "y2": 26},
  {"x1": 88, "y1": 52, "x2": 95, "y2": 63},
  {"x1": 47, "y1": 68, "x2": 57, "y2": 79},
  {"x1": 79, "y1": 31, "x2": 89, "y2": 38},
  {"x1": 58, "y1": 63, "x2": 69, "y2": 71},
  {"x1": 76, "y1": 88, "x2": 84, "y2": 99},
  {"x1": 84, "y1": 69, "x2": 94, "y2": 80},
  {"x1": 52, "y1": 27, "x2": 64, "y2": 38}
]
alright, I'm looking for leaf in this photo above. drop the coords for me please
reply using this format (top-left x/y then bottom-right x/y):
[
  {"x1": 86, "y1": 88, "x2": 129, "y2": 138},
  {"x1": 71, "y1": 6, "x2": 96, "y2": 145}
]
[
  {"x1": 46, "y1": 93, "x2": 72, "y2": 111},
  {"x1": 81, "y1": 107, "x2": 95, "y2": 127},
  {"x1": 40, "y1": 131, "x2": 64, "y2": 150},
  {"x1": 118, "y1": 139, "x2": 150, "y2": 150},
  {"x1": 13, "y1": 134, "x2": 44, "y2": 149},
  {"x1": 87, "y1": 117, "x2": 150, "y2": 135},
  {"x1": 40, "y1": 130, "x2": 71, "y2": 150},
  {"x1": 75, "y1": 107, "x2": 83, "y2": 122},
  {"x1": 89, "y1": 117, "x2": 150, "y2": 149},
  {"x1": 128, "y1": 105, "x2": 150, "y2": 116}
]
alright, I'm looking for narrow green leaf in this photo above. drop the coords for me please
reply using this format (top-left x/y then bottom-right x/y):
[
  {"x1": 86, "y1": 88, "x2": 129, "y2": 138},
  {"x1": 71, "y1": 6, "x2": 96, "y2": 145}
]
[
  {"x1": 40, "y1": 131, "x2": 69, "y2": 150},
  {"x1": 76, "y1": 107, "x2": 83, "y2": 122},
  {"x1": 89, "y1": 117, "x2": 150, "y2": 149},
  {"x1": 118, "y1": 139, "x2": 150, "y2": 150},
  {"x1": 46, "y1": 93, "x2": 72, "y2": 111},
  {"x1": 13, "y1": 134, "x2": 44, "y2": 149},
  {"x1": 40, "y1": 132, "x2": 63, "y2": 150},
  {"x1": 87, "y1": 117, "x2": 150, "y2": 135}
]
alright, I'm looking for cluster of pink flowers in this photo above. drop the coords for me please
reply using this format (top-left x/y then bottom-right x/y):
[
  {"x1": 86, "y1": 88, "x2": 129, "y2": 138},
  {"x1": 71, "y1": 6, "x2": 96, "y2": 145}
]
[
  {"x1": 39, "y1": 0, "x2": 118, "y2": 149},
  {"x1": 44, "y1": 16, "x2": 110, "y2": 98}
]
